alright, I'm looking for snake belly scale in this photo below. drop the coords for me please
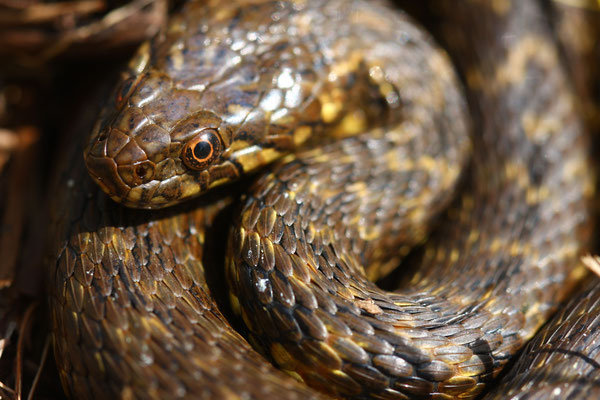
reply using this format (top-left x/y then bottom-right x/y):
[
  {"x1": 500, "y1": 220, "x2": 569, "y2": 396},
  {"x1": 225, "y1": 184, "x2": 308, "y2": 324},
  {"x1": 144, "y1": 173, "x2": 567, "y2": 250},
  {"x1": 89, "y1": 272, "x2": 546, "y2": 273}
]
[{"x1": 48, "y1": 0, "x2": 593, "y2": 399}]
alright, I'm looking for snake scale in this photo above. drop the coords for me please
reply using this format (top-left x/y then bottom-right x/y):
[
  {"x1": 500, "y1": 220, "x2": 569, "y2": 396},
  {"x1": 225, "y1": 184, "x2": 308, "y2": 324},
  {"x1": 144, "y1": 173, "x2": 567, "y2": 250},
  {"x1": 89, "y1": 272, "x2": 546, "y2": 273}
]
[{"x1": 47, "y1": 0, "x2": 596, "y2": 399}]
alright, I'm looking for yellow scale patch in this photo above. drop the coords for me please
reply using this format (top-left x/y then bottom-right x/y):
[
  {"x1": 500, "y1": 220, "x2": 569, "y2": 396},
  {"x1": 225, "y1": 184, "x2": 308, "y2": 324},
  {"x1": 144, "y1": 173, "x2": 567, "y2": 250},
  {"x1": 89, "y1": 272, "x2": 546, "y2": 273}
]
[
  {"x1": 293, "y1": 126, "x2": 312, "y2": 145},
  {"x1": 332, "y1": 110, "x2": 368, "y2": 137},
  {"x1": 493, "y1": 35, "x2": 558, "y2": 90},
  {"x1": 521, "y1": 111, "x2": 561, "y2": 143}
]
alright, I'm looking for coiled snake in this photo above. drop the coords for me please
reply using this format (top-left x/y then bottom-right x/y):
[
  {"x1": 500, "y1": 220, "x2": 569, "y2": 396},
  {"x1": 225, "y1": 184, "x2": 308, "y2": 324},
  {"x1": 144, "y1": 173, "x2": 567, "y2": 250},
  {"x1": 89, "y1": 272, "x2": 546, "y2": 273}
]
[{"x1": 48, "y1": 0, "x2": 595, "y2": 399}]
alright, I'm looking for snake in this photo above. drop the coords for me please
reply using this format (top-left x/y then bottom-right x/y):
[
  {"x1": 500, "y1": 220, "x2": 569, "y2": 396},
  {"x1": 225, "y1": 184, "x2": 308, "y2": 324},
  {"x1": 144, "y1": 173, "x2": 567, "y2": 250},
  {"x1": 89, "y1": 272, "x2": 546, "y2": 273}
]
[
  {"x1": 47, "y1": 0, "x2": 595, "y2": 399},
  {"x1": 484, "y1": 270, "x2": 600, "y2": 399}
]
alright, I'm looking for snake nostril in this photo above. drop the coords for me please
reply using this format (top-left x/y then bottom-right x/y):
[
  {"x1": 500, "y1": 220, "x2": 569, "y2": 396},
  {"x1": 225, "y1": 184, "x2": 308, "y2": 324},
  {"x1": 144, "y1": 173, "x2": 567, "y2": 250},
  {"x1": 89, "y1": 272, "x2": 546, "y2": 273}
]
[
  {"x1": 98, "y1": 131, "x2": 108, "y2": 142},
  {"x1": 134, "y1": 161, "x2": 155, "y2": 183}
]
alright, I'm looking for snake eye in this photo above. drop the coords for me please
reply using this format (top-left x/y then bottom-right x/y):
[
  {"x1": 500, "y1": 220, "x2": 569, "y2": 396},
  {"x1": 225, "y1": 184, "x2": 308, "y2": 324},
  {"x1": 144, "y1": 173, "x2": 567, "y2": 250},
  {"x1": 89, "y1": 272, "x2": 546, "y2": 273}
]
[{"x1": 182, "y1": 128, "x2": 223, "y2": 170}]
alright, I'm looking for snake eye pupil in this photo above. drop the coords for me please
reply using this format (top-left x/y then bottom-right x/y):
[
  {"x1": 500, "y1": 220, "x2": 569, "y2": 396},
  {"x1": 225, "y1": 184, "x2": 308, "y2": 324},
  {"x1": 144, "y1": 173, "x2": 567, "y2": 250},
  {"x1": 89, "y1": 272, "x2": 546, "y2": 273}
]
[
  {"x1": 193, "y1": 140, "x2": 213, "y2": 160},
  {"x1": 182, "y1": 128, "x2": 223, "y2": 170}
]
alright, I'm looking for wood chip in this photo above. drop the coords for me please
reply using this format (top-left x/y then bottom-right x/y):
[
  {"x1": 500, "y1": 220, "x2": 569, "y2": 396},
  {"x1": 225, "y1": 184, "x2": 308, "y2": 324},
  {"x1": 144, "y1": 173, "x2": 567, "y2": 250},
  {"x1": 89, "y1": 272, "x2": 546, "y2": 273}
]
[{"x1": 355, "y1": 299, "x2": 383, "y2": 315}]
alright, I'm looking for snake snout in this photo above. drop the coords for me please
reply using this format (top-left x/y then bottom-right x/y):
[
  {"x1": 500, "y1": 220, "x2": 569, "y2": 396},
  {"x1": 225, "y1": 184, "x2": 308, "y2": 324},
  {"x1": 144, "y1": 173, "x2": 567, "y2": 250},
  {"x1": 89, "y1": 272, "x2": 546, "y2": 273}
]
[
  {"x1": 84, "y1": 125, "x2": 157, "y2": 203},
  {"x1": 84, "y1": 151, "x2": 131, "y2": 201}
]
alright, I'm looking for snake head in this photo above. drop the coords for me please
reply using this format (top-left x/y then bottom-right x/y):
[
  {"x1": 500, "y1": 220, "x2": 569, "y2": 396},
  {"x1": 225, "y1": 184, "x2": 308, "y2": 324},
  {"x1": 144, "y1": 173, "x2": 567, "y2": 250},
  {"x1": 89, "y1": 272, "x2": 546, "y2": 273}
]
[
  {"x1": 83, "y1": 1, "x2": 329, "y2": 209},
  {"x1": 83, "y1": 52, "x2": 299, "y2": 209},
  {"x1": 84, "y1": 69, "x2": 241, "y2": 209},
  {"x1": 84, "y1": 74, "x2": 236, "y2": 208}
]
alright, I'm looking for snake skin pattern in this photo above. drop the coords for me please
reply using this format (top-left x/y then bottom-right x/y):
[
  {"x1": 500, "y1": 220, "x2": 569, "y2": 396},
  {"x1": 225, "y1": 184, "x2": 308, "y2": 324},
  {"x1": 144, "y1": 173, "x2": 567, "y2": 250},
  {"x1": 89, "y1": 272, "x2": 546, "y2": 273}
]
[
  {"x1": 478, "y1": 2, "x2": 600, "y2": 397},
  {"x1": 48, "y1": 0, "x2": 595, "y2": 399},
  {"x1": 484, "y1": 273, "x2": 600, "y2": 399}
]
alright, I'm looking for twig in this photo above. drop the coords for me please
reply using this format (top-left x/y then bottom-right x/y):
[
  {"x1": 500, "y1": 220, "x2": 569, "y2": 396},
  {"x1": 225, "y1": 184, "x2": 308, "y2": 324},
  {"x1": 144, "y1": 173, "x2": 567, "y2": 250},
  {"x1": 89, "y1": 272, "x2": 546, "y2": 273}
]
[
  {"x1": 0, "y1": 129, "x2": 20, "y2": 152},
  {"x1": 38, "y1": 0, "x2": 165, "y2": 62},
  {"x1": 0, "y1": 1, "x2": 105, "y2": 26},
  {"x1": 26, "y1": 335, "x2": 50, "y2": 400},
  {"x1": 15, "y1": 302, "x2": 37, "y2": 400},
  {"x1": 0, "y1": 379, "x2": 16, "y2": 395}
]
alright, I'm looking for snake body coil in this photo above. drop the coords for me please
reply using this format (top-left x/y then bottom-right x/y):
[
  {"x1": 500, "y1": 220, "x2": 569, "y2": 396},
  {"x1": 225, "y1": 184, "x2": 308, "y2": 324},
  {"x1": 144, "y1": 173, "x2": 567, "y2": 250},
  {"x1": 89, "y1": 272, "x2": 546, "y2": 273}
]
[{"x1": 48, "y1": 0, "x2": 594, "y2": 399}]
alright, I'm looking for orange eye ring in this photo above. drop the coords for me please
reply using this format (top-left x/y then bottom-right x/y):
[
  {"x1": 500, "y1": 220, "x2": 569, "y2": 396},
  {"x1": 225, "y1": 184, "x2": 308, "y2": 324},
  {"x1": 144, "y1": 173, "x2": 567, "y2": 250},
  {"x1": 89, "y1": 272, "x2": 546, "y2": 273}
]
[{"x1": 181, "y1": 128, "x2": 223, "y2": 170}]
